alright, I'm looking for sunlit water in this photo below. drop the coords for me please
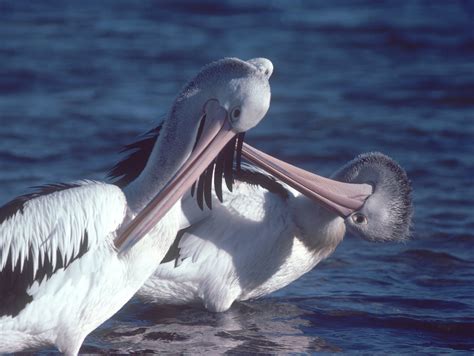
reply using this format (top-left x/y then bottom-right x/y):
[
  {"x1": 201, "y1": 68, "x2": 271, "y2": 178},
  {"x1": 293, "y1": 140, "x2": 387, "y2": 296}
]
[{"x1": 1, "y1": 0, "x2": 473, "y2": 353}]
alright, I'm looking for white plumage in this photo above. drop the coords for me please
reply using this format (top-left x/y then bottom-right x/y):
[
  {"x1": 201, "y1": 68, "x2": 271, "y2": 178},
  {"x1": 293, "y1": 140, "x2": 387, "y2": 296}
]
[
  {"x1": 139, "y1": 154, "x2": 412, "y2": 312},
  {"x1": 0, "y1": 182, "x2": 124, "y2": 275},
  {"x1": 0, "y1": 57, "x2": 273, "y2": 354},
  {"x1": 139, "y1": 176, "x2": 341, "y2": 312},
  {"x1": 0, "y1": 181, "x2": 183, "y2": 353}
]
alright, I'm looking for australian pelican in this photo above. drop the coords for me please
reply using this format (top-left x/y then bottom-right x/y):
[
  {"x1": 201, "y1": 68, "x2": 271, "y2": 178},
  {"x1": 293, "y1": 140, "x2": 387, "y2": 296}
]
[
  {"x1": 0, "y1": 57, "x2": 273, "y2": 354},
  {"x1": 130, "y1": 143, "x2": 413, "y2": 312}
]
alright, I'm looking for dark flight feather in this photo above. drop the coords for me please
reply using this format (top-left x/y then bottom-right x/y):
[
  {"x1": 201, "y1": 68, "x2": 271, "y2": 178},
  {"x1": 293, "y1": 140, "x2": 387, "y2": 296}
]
[
  {"x1": 108, "y1": 117, "x2": 246, "y2": 211},
  {"x1": 107, "y1": 124, "x2": 163, "y2": 188},
  {"x1": 203, "y1": 163, "x2": 214, "y2": 210},
  {"x1": 160, "y1": 228, "x2": 187, "y2": 267},
  {"x1": 214, "y1": 153, "x2": 224, "y2": 203},
  {"x1": 235, "y1": 163, "x2": 289, "y2": 200},
  {"x1": 0, "y1": 183, "x2": 82, "y2": 225},
  {"x1": 0, "y1": 183, "x2": 90, "y2": 317},
  {"x1": 223, "y1": 136, "x2": 237, "y2": 192},
  {"x1": 235, "y1": 132, "x2": 245, "y2": 172},
  {"x1": 196, "y1": 171, "x2": 205, "y2": 210},
  {"x1": 161, "y1": 164, "x2": 289, "y2": 267}
]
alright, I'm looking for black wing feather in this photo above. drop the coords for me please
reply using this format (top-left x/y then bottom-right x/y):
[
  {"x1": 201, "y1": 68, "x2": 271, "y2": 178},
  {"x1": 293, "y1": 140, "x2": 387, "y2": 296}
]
[
  {"x1": 160, "y1": 228, "x2": 187, "y2": 267},
  {"x1": 223, "y1": 136, "x2": 237, "y2": 192},
  {"x1": 196, "y1": 174, "x2": 205, "y2": 210},
  {"x1": 214, "y1": 154, "x2": 224, "y2": 203},
  {"x1": 235, "y1": 132, "x2": 245, "y2": 172},
  {"x1": 107, "y1": 123, "x2": 163, "y2": 187},
  {"x1": 108, "y1": 118, "x2": 247, "y2": 210},
  {"x1": 0, "y1": 184, "x2": 90, "y2": 317},
  {"x1": 235, "y1": 163, "x2": 289, "y2": 200},
  {"x1": 204, "y1": 163, "x2": 214, "y2": 209}
]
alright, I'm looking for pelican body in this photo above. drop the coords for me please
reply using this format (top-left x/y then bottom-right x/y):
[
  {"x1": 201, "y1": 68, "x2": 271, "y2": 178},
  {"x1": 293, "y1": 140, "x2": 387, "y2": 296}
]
[
  {"x1": 0, "y1": 57, "x2": 273, "y2": 354},
  {"x1": 137, "y1": 148, "x2": 412, "y2": 312}
]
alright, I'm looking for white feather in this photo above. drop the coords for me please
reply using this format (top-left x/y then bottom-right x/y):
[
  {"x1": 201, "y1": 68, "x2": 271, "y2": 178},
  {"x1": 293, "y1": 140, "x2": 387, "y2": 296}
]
[
  {"x1": 139, "y1": 178, "x2": 345, "y2": 312},
  {"x1": 0, "y1": 181, "x2": 126, "y2": 279}
]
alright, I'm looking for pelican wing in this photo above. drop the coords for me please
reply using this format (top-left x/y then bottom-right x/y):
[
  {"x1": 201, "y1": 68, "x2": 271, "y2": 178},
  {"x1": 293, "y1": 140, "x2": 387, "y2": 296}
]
[
  {"x1": 159, "y1": 164, "x2": 290, "y2": 272},
  {"x1": 0, "y1": 181, "x2": 127, "y2": 317},
  {"x1": 145, "y1": 167, "x2": 291, "y2": 310}
]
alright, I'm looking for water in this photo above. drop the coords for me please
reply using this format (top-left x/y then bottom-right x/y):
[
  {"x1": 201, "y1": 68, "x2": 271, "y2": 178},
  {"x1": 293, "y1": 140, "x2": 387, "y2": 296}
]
[{"x1": 1, "y1": 0, "x2": 473, "y2": 353}]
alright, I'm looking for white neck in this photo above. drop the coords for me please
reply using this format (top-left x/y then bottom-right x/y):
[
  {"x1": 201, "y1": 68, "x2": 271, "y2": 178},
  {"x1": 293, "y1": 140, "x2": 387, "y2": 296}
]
[
  {"x1": 122, "y1": 205, "x2": 181, "y2": 276},
  {"x1": 123, "y1": 90, "x2": 204, "y2": 214},
  {"x1": 288, "y1": 190, "x2": 346, "y2": 256}
]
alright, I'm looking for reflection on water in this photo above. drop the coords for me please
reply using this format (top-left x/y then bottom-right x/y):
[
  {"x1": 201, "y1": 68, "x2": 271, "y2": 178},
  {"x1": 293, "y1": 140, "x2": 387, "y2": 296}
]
[{"x1": 85, "y1": 299, "x2": 341, "y2": 353}]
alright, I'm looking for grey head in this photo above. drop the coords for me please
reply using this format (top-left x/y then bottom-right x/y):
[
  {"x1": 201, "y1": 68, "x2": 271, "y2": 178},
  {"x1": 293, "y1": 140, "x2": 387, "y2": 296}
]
[
  {"x1": 332, "y1": 152, "x2": 413, "y2": 242},
  {"x1": 174, "y1": 57, "x2": 272, "y2": 134}
]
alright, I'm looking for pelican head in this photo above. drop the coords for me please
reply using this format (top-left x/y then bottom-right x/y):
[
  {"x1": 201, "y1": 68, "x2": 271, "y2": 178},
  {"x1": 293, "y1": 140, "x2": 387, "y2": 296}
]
[
  {"x1": 170, "y1": 57, "x2": 272, "y2": 139},
  {"x1": 116, "y1": 57, "x2": 272, "y2": 251},
  {"x1": 241, "y1": 145, "x2": 412, "y2": 242},
  {"x1": 332, "y1": 152, "x2": 413, "y2": 242},
  {"x1": 206, "y1": 57, "x2": 272, "y2": 133}
]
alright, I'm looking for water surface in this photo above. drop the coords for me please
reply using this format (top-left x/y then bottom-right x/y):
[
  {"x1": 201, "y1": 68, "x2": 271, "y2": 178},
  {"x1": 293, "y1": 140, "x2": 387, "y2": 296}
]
[{"x1": 1, "y1": 0, "x2": 473, "y2": 353}]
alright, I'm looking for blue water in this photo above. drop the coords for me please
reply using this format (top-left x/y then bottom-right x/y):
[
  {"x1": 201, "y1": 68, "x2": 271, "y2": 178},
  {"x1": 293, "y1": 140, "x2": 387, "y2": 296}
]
[{"x1": 1, "y1": 0, "x2": 474, "y2": 353}]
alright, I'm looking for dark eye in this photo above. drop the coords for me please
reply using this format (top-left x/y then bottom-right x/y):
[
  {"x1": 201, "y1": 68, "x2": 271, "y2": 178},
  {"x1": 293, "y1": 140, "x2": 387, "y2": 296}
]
[
  {"x1": 264, "y1": 69, "x2": 269, "y2": 75},
  {"x1": 351, "y1": 213, "x2": 368, "y2": 225},
  {"x1": 231, "y1": 108, "x2": 241, "y2": 120}
]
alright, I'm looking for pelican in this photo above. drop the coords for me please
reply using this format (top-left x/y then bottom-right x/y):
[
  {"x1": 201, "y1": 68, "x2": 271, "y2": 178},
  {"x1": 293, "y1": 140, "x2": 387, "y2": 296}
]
[
  {"x1": 0, "y1": 57, "x2": 274, "y2": 354},
  {"x1": 132, "y1": 144, "x2": 412, "y2": 312}
]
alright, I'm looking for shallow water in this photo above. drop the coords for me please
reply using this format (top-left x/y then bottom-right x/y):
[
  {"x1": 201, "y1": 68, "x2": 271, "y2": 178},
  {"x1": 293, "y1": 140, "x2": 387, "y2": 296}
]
[{"x1": 1, "y1": 0, "x2": 473, "y2": 353}]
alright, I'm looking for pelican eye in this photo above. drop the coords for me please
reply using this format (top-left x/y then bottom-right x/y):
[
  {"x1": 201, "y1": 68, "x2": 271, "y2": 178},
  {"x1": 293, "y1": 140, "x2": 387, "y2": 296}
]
[
  {"x1": 264, "y1": 69, "x2": 269, "y2": 75},
  {"x1": 231, "y1": 107, "x2": 241, "y2": 122},
  {"x1": 351, "y1": 213, "x2": 368, "y2": 225}
]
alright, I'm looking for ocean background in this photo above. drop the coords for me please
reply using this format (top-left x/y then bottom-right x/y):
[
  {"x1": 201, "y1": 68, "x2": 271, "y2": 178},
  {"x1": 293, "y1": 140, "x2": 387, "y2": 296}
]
[{"x1": 1, "y1": 0, "x2": 473, "y2": 353}]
